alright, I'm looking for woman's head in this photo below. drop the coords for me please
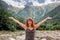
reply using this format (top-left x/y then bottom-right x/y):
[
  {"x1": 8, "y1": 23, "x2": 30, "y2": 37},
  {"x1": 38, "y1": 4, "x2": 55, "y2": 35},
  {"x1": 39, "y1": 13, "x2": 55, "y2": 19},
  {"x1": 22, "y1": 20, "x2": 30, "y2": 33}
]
[{"x1": 26, "y1": 17, "x2": 34, "y2": 28}]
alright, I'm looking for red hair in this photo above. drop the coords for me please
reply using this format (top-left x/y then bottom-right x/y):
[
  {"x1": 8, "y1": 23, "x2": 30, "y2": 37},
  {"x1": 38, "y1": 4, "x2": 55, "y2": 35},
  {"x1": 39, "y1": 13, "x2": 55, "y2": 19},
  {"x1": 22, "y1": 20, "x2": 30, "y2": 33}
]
[{"x1": 26, "y1": 17, "x2": 34, "y2": 28}]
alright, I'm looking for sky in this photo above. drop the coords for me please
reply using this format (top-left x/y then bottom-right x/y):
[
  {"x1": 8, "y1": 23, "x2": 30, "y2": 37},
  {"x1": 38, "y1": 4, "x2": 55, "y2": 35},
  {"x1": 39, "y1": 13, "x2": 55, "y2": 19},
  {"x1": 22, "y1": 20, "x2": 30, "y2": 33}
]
[
  {"x1": 2, "y1": 0, "x2": 60, "y2": 8},
  {"x1": 38, "y1": 0, "x2": 45, "y2": 3}
]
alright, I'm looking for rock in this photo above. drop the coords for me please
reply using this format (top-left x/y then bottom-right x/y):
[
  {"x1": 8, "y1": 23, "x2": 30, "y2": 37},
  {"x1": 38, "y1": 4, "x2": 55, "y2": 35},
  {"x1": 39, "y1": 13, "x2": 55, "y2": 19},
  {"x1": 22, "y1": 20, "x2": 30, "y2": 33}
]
[
  {"x1": 0, "y1": 31, "x2": 60, "y2": 40},
  {"x1": 16, "y1": 35, "x2": 25, "y2": 40},
  {"x1": 41, "y1": 38, "x2": 47, "y2": 40},
  {"x1": 39, "y1": 36, "x2": 57, "y2": 40},
  {"x1": 0, "y1": 34, "x2": 15, "y2": 40}
]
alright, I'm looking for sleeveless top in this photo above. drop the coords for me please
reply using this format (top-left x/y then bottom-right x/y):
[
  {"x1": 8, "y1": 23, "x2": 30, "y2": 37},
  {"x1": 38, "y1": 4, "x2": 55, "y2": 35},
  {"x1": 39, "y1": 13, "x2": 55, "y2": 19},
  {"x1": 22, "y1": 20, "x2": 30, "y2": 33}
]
[{"x1": 25, "y1": 29, "x2": 35, "y2": 40}]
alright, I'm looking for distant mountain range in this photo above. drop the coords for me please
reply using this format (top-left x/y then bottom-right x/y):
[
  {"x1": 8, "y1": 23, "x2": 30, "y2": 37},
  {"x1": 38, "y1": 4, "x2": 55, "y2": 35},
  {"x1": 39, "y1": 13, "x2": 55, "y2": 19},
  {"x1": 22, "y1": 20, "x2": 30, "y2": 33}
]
[
  {"x1": 7, "y1": 3, "x2": 60, "y2": 23},
  {"x1": 0, "y1": 0, "x2": 60, "y2": 23}
]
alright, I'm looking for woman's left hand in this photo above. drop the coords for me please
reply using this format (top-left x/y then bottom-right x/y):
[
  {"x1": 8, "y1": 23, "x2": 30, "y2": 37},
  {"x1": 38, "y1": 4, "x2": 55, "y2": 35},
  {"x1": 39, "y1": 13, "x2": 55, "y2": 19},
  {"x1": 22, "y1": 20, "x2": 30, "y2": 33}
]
[{"x1": 47, "y1": 17, "x2": 52, "y2": 19}]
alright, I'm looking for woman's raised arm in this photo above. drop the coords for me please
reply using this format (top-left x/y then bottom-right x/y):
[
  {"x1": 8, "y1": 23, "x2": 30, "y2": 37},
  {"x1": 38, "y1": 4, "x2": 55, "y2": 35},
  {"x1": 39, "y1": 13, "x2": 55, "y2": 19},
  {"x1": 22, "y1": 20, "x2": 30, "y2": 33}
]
[
  {"x1": 35, "y1": 17, "x2": 52, "y2": 29},
  {"x1": 9, "y1": 17, "x2": 27, "y2": 30}
]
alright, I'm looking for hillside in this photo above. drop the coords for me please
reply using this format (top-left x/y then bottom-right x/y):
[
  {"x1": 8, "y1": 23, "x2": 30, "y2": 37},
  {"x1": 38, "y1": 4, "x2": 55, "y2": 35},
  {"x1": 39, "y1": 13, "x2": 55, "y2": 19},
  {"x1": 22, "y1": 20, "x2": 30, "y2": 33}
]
[{"x1": 44, "y1": 5, "x2": 60, "y2": 23}]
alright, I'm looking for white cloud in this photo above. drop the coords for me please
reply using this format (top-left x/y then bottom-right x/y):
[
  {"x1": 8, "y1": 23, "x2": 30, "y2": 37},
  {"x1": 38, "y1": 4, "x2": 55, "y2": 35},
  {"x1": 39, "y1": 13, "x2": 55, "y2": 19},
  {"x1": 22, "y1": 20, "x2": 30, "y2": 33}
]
[
  {"x1": 2, "y1": 0, "x2": 60, "y2": 8},
  {"x1": 32, "y1": 0, "x2": 56, "y2": 6},
  {"x1": 2, "y1": 0, "x2": 25, "y2": 8},
  {"x1": 45, "y1": 0, "x2": 53, "y2": 4},
  {"x1": 32, "y1": 1, "x2": 49, "y2": 6},
  {"x1": 45, "y1": 0, "x2": 60, "y2": 4},
  {"x1": 33, "y1": 1, "x2": 40, "y2": 6}
]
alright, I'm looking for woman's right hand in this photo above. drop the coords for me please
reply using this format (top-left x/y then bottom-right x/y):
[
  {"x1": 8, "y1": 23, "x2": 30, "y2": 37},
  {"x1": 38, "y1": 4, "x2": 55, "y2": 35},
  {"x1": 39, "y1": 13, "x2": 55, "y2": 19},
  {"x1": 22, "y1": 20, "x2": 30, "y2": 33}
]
[{"x1": 9, "y1": 17, "x2": 14, "y2": 19}]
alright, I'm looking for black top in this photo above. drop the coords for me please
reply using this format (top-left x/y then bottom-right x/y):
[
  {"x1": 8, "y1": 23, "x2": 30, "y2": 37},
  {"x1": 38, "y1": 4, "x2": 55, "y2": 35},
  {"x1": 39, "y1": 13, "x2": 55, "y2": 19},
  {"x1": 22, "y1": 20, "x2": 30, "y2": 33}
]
[{"x1": 25, "y1": 29, "x2": 35, "y2": 40}]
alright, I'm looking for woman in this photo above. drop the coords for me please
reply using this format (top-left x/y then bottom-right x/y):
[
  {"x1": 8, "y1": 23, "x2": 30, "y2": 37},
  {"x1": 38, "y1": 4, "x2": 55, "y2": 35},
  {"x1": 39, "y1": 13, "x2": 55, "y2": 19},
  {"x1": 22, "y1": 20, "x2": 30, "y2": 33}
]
[{"x1": 9, "y1": 17, "x2": 52, "y2": 40}]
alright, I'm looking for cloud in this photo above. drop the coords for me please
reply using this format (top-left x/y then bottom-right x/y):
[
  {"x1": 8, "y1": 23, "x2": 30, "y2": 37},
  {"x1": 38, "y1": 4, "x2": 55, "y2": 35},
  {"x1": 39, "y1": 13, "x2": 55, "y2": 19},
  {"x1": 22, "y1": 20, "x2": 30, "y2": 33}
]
[
  {"x1": 45, "y1": 0, "x2": 53, "y2": 4},
  {"x1": 2, "y1": 0, "x2": 25, "y2": 8},
  {"x1": 33, "y1": 1, "x2": 40, "y2": 6},
  {"x1": 32, "y1": 0, "x2": 56, "y2": 6},
  {"x1": 45, "y1": 0, "x2": 60, "y2": 4},
  {"x1": 2, "y1": 0, "x2": 60, "y2": 8}
]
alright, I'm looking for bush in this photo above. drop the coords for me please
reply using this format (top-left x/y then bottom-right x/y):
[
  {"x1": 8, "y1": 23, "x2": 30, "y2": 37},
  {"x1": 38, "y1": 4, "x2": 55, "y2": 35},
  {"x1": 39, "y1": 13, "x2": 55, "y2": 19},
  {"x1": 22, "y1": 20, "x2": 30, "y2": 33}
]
[
  {"x1": 37, "y1": 23, "x2": 60, "y2": 30},
  {"x1": 0, "y1": 9, "x2": 25, "y2": 31}
]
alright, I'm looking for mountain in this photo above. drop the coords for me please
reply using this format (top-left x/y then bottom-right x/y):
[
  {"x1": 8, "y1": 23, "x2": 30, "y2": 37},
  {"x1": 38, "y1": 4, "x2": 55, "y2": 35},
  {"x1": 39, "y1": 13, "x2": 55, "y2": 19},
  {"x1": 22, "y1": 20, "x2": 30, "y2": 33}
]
[
  {"x1": 7, "y1": 1, "x2": 60, "y2": 13},
  {"x1": 5, "y1": 2, "x2": 60, "y2": 23},
  {"x1": 45, "y1": 2, "x2": 60, "y2": 13},
  {"x1": 0, "y1": 0, "x2": 60, "y2": 23},
  {"x1": 44, "y1": 5, "x2": 60, "y2": 23},
  {"x1": 1, "y1": 0, "x2": 60, "y2": 12},
  {"x1": 0, "y1": 0, "x2": 8, "y2": 9}
]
